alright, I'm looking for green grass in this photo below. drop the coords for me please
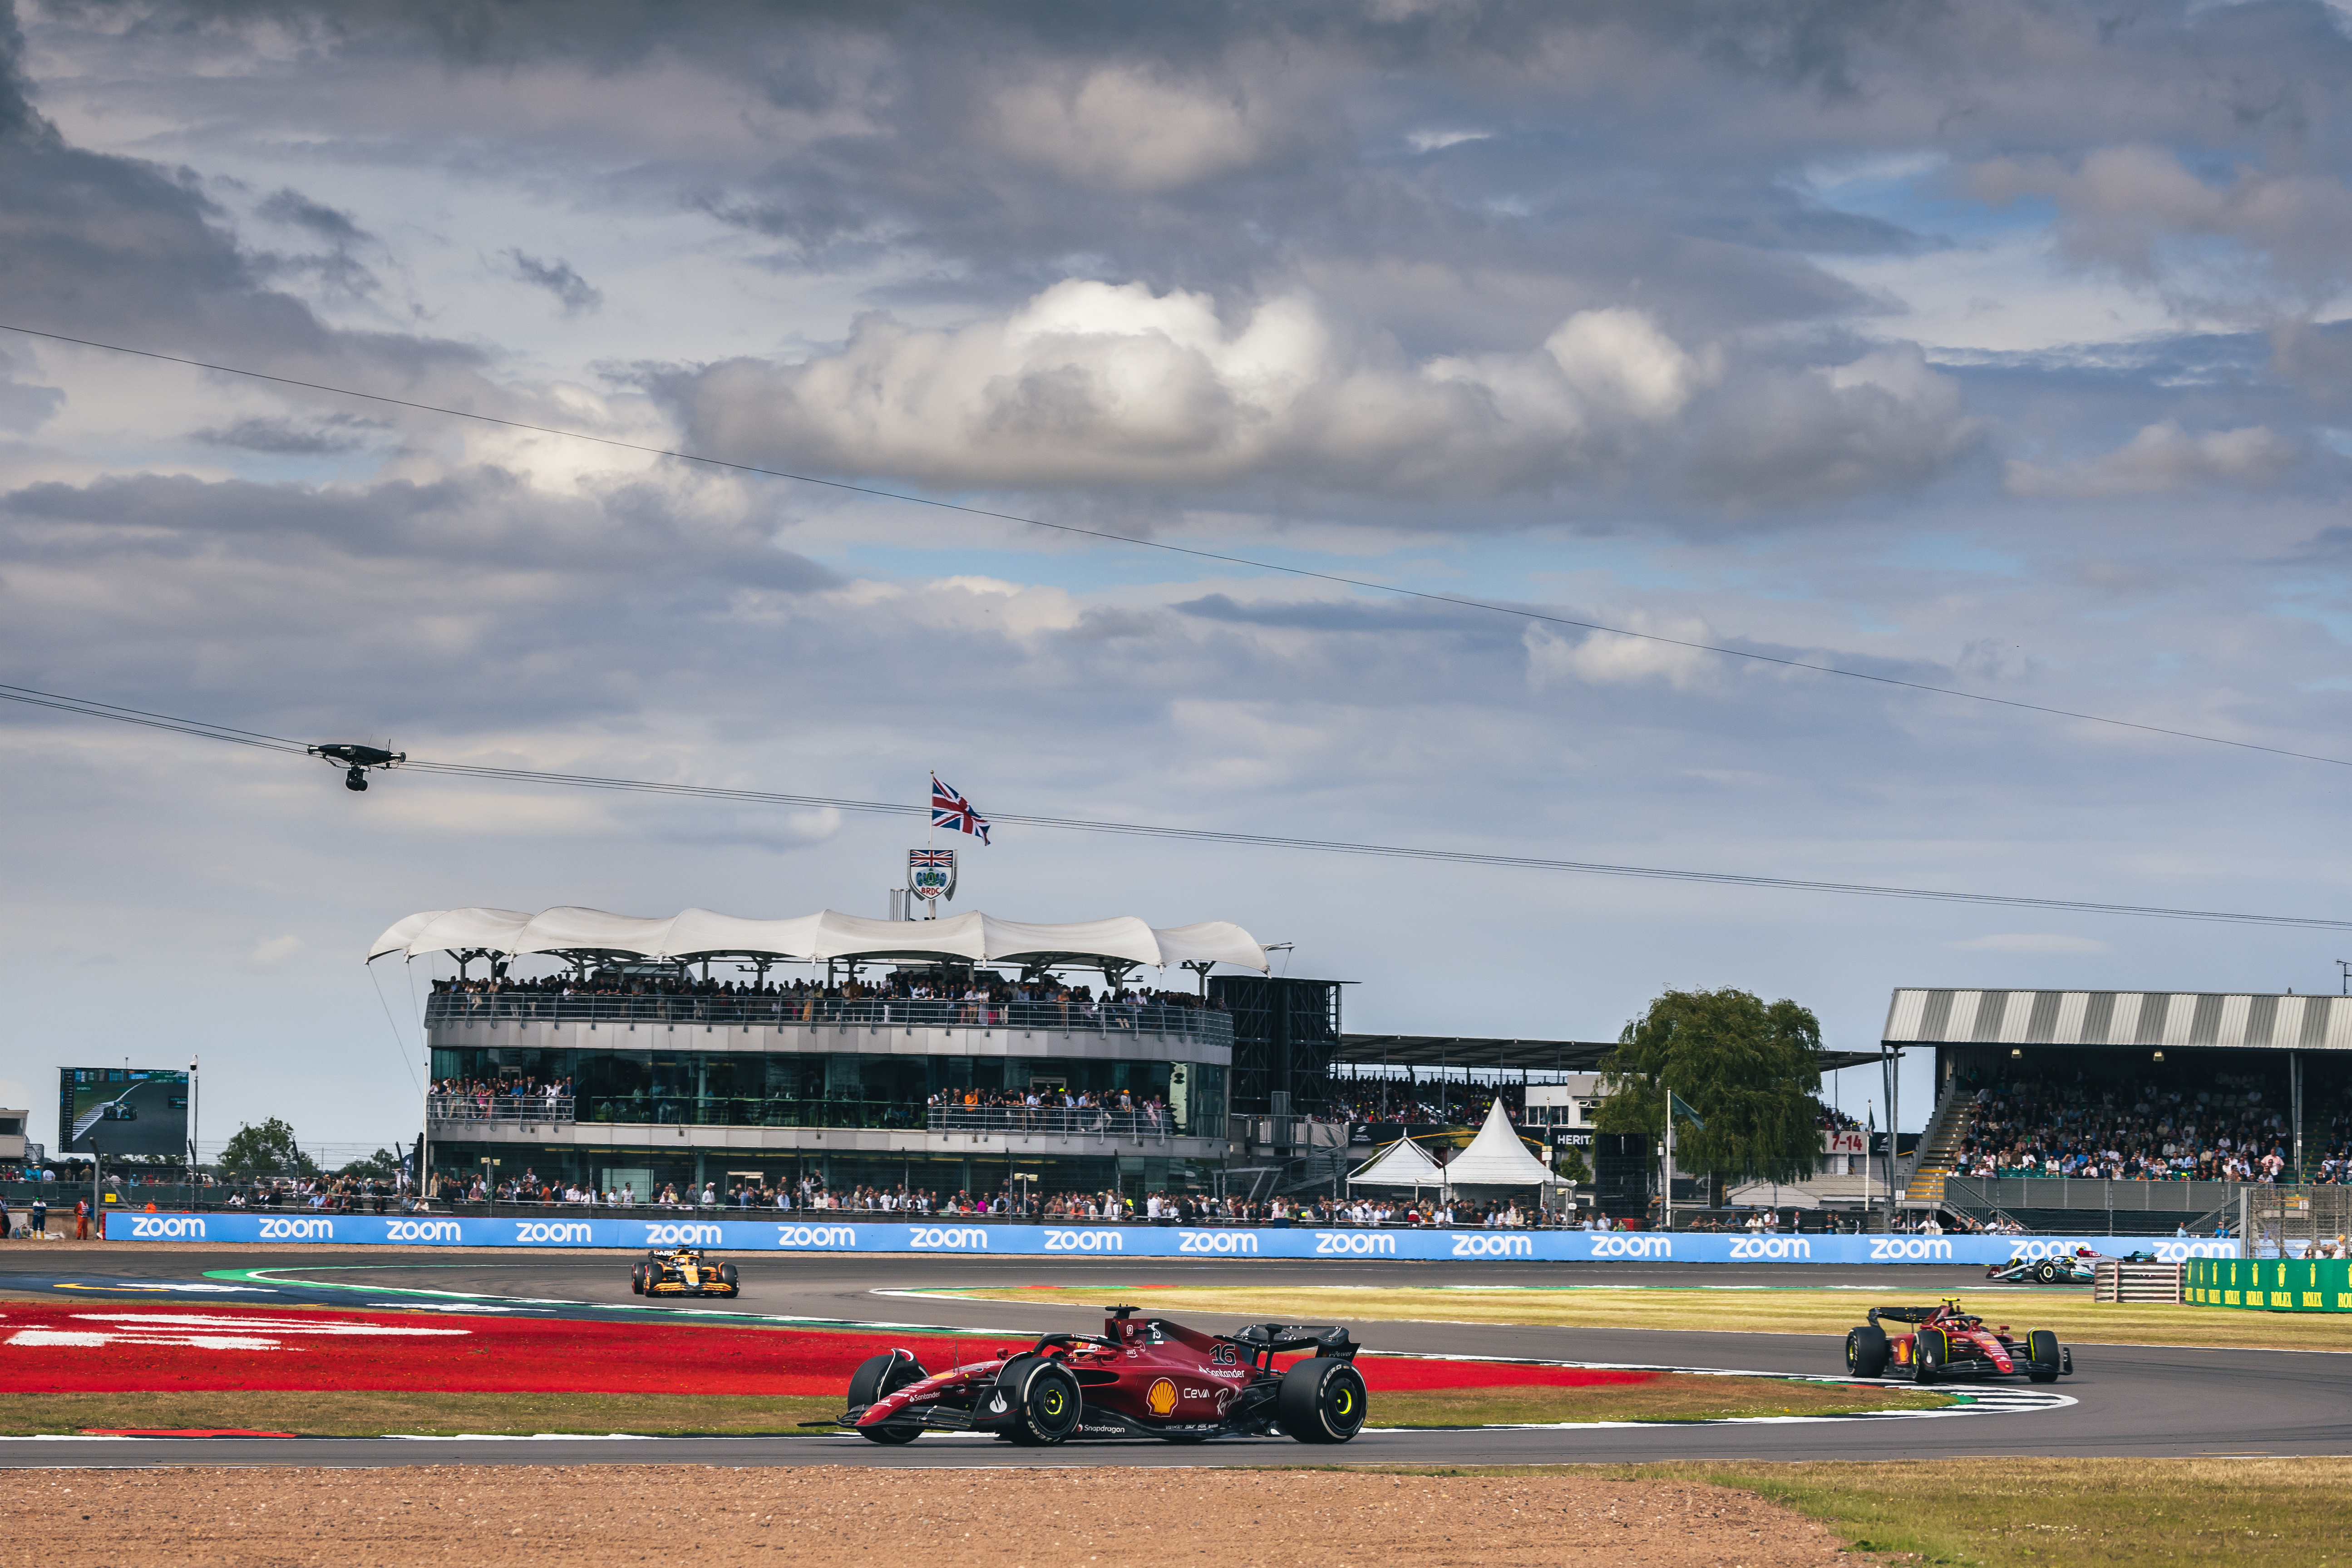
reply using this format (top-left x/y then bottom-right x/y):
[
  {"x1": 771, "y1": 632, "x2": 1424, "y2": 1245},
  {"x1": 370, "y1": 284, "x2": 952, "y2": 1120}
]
[{"x1": 1321, "y1": 1459, "x2": 2352, "y2": 1566}]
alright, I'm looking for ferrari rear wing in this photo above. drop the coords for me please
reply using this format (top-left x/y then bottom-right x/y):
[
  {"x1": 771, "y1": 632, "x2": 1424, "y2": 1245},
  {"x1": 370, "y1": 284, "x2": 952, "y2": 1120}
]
[
  {"x1": 1228, "y1": 1323, "x2": 1358, "y2": 1359},
  {"x1": 1867, "y1": 1306, "x2": 1959, "y2": 1326}
]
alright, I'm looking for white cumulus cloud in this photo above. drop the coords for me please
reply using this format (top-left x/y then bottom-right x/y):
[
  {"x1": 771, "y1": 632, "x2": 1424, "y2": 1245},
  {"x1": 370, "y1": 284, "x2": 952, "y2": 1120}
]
[
  {"x1": 1524, "y1": 616, "x2": 1718, "y2": 692},
  {"x1": 686, "y1": 281, "x2": 1722, "y2": 498}
]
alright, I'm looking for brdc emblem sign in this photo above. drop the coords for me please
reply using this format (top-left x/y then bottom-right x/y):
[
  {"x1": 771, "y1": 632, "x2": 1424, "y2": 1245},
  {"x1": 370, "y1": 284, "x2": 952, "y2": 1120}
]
[{"x1": 909, "y1": 848, "x2": 957, "y2": 902}]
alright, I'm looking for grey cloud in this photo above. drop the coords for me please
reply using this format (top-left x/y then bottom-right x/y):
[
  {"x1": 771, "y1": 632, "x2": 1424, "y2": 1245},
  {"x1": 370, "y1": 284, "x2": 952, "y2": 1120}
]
[
  {"x1": 2006, "y1": 421, "x2": 2298, "y2": 498},
  {"x1": 256, "y1": 186, "x2": 368, "y2": 242},
  {"x1": 0, "y1": 375, "x2": 62, "y2": 432},
  {"x1": 0, "y1": 468, "x2": 838, "y2": 593},
  {"x1": 506, "y1": 249, "x2": 603, "y2": 316},
  {"x1": 1968, "y1": 145, "x2": 2352, "y2": 316},
  {"x1": 192, "y1": 414, "x2": 385, "y2": 454},
  {"x1": 1675, "y1": 345, "x2": 1982, "y2": 511},
  {"x1": 1175, "y1": 593, "x2": 1494, "y2": 635}
]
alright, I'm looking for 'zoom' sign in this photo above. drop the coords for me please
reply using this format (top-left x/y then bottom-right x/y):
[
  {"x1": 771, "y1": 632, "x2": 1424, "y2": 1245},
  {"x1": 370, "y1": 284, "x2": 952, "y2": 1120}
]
[{"x1": 907, "y1": 1226, "x2": 989, "y2": 1250}]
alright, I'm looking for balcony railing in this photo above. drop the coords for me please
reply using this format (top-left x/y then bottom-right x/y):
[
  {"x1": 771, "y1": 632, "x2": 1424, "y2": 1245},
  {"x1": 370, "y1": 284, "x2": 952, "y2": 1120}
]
[
  {"x1": 427, "y1": 1094, "x2": 574, "y2": 1124},
  {"x1": 428, "y1": 1095, "x2": 1220, "y2": 1139},
  {"x1": 925, "y1": 1105, "x2": 1178, "y2": 1144},
  {"x1": 426, "y1": 991, "x2": 1232, "y2": 1046}
]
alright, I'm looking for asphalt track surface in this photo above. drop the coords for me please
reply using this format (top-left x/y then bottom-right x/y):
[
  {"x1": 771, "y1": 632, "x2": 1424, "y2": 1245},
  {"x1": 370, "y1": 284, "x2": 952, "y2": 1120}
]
[{"x1": 6, "y1": 1247, "x2": 2349, "y2": 1468}]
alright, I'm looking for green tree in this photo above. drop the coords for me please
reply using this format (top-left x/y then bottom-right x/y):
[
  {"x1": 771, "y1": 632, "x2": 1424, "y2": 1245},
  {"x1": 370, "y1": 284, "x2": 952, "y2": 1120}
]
[
  {"x1": 218, "y1": 1117, "x2": 315, "y2": 1178},
  {"x1": 336, "y1": 1148, "x2": 404, "y2": 1180},
  {"x1": 1595, "y1": 987, "x2": 1825, "y2": 1203}
]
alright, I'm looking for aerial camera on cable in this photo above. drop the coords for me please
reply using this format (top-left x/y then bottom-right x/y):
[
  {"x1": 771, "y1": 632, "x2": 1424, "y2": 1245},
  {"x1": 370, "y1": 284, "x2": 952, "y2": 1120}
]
[{"x1": 307, "y1": 742, "x2": 406, "y2": 792}]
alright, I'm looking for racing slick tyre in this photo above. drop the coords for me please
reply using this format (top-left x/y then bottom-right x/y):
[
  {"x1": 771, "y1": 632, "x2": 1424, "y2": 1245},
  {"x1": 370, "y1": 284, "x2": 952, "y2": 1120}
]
[
  {"x1": 1912, "y1": 1327, "x2": 1946, "y2": 1385},
  {"x1": 2026, "y1": 1329, "x2": 2062, "y2": 1384},
  {"x1": 996, "y1": 1355, "x2": 1083, "y2": 1446},
  {"x1": 1845, "y1": 1325, "x2": 1890, "y2": 1378},
  {"x1": 2033, "y1": 1259, "x2": 2061, "y2": 1284},
  {"x1": 630, "y1": 1266, "x2": 645, "y2": 1296},
  {"x1": 720, "y1": 1263, "x2": 739, "y2": 1290},
  {"x1": 847, "y1": 1352, "x2": 930, "y2": 1445},
  {"x1": 1276, "y1": 1356, "x2": 1369, "y2": 1444}
]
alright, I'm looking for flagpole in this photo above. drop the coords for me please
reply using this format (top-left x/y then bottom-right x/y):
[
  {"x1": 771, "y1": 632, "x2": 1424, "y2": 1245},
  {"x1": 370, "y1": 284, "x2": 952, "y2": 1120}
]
[{"x1": 1663, "y1": 1086, "x2": 1673, "y2": 1234}]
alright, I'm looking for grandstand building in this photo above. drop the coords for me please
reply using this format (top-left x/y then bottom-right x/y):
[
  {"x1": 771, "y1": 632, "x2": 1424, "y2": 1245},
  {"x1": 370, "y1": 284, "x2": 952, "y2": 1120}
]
[
  {"x1": 1884, "y1": 987, "x2": 2352, "y2": 1233},
  {"x1": 380, "y1": 906, "x2": 1280, "y2": 1201}
]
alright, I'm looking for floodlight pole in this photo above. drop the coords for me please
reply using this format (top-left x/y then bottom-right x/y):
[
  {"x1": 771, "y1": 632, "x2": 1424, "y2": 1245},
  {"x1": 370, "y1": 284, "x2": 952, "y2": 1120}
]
[{"x1": 1662, "y1": 1088, "x2": 1674, "y2": 1233}]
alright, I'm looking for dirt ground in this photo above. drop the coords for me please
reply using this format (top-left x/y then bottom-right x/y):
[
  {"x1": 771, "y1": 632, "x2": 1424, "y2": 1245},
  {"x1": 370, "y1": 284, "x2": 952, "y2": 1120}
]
[{"x1": 0, "y1": 1464, "x2": 1850, "y2": 1568}]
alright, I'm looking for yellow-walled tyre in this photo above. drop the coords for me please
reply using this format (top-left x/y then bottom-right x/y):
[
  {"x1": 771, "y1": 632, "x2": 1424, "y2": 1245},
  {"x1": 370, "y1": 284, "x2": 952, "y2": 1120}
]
[
  {"x1": 1276, "y1": 1357, "x2": 1368, "y2": 1444},
  {"x1": 1913, "y1": 1328, "x2": 1946, "y2": 1385}
]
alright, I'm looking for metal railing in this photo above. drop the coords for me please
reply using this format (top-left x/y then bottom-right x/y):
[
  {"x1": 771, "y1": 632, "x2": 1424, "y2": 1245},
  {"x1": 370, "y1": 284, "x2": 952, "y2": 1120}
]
[
  {"x1": 426, "y1": 990, "x2": 1232, "y2": 1045},
  {"x1": 1943, "y1": 1175, "x2": 2248, "y2": 1214},
  {"x1": 924, "y1": 1105, "x2": 1179, "y2": 1144},
  {"x1": 427, "y1": 1096, "x2": 1219, "y2": 1139},
  {"x1": 426, "y1": 1094, "x2": 575, "y2": 1124}
]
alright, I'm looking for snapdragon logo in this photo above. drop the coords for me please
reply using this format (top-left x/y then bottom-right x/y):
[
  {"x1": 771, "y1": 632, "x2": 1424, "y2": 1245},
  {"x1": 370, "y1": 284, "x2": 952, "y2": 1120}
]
[
  {"x1": 1315, "y1": 1231, "x2": 1397, "y2": 1256},
  {"x1": 1177, "y1": 1230, "x2": 1258, "y2": 1254},
  {"x1": 257, "y1": 1217, "x2": 335, "y2": 1241},
  {"x1": 644, "y1": 1222, "x2": 723, "y2": 1246},
  {"x1": 1044, "y1": 1229, "x2": 1123, "y2": 1252},
  {"x1": 1452, "y1": 1233, "x2": 1536, "y2": 1258},
  {"x1": 775, "y1": 1225, "x2": 858, "y2": 1248},
  {"x1": 385, "y1": 1219, "x2": 463, "y2": 1243},
  {"x1": 127, "y1": 1215, "x2": 205, "y2": 1240},
  {"x1": 1869, "y1": 1236, "x2": 1953, "y2": 1261},
  {"x1": 1589, "y1": 1233, "x2": 1671, "y2": 1259},
  {"x1": 1729, "y1": 1236, "x2": 1812, "y2": 1260},
  {"x1": 514, "y1": 1221, "x2": 594, "y2": 1245}
]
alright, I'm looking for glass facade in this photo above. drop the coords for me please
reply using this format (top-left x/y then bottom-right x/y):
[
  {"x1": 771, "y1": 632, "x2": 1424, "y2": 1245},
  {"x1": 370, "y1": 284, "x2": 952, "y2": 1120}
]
[{"x1": 431, "y1": 1045, "x2": 1226, "y2": 1138}]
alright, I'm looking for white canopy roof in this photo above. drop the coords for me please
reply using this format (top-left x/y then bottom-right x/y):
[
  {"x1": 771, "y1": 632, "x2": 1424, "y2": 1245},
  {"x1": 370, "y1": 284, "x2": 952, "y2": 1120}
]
[
  {"x1": 1346, "y1": 1135, "x2": 1445, "y2": 1188},
  {"x1": 365, "y1": 906, "x2": 1267, "y2": 972},
  {"x1": 1439, "y1": 1100, "x2": 1566, "y2": 1189}
]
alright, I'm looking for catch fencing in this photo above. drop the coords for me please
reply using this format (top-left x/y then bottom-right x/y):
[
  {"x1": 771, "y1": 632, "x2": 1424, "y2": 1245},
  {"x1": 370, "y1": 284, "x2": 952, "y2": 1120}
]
[{"x1": 2240, "y1": 1187, "x2": 2352, "y2": 1259}]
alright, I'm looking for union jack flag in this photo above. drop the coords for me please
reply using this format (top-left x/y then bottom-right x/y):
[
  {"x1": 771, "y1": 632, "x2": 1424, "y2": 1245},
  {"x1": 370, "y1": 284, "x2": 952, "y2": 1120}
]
[
  {"x1": 909, "y1": 848, "x2": 957, "y2": 872},
  {"x1": 930, "y1": 774, "x2": 991, "y2": 844}
]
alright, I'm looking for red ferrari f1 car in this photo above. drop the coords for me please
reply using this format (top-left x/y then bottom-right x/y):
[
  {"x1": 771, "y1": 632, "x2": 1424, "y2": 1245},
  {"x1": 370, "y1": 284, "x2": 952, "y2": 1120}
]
[
  {"x1": 1844, "y1": 1299, "x2": 2072, "y2": 1384},
  {"x1": 837, "y1": 1306, "x2": 1368, "y2": 1445}
]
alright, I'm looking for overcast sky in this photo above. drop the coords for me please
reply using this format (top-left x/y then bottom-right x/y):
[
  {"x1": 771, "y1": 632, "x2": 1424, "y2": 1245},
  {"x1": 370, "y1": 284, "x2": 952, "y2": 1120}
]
[{"x1": 7, "y1": 0, "x2": 2352, "y2": 1152}]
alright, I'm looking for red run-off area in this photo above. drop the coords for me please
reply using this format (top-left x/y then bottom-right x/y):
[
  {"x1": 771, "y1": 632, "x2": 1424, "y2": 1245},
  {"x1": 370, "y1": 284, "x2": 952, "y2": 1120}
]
[{"x1": 0, "y1": 1303, "x2": 1660, "y2": 1396}]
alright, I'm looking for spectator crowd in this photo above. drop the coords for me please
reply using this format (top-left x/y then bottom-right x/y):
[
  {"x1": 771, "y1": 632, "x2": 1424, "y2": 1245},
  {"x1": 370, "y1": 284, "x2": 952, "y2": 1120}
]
[
  {"x1": 431, "y1": 970, "x2": 1226, "y2": 1031},
  {"x1": 1952, "y1": 1070, "x2": 2352, "y2": 1182}
]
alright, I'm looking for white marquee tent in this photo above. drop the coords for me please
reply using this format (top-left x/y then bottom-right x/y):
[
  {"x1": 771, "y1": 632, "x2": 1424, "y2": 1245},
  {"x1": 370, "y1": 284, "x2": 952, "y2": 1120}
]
[
  {"x1": 365, "y1": 906, "x2": 1269, "y2": 973},
  {"x1": 1346, "y1": 1134, "x2": 1445, "y2": 1190},
  {"x1": 1438, "y1": 1099, "x2": 1568, "y2": 1190}
]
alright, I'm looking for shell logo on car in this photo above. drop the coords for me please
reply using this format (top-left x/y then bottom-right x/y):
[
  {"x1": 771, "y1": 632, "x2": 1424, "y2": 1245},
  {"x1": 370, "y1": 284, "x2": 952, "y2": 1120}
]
[{"x1": 1145, "y1": 1377, "x2": 1179, "y2": 1416}]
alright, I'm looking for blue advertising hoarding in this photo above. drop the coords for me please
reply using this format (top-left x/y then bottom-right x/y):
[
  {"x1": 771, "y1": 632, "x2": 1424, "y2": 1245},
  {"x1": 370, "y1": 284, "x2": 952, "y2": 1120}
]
[{"x1": 112, "y1": 1211, "x2": 2244, "y2": 1265}]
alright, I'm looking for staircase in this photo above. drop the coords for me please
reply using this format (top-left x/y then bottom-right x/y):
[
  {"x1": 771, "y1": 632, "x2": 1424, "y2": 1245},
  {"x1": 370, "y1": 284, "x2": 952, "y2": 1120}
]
[{"x1": 1901, "y1": 1082, "x2": 1972, "y2": 1208}]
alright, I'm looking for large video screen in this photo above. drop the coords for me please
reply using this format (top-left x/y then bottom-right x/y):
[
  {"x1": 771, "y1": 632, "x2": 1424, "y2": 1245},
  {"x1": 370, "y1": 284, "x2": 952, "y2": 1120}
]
[{"x1": 58, "y1": 1067, "x2": 189, "y2": 1159}]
